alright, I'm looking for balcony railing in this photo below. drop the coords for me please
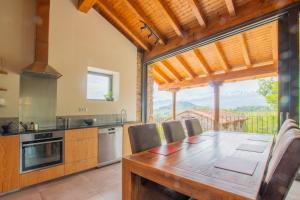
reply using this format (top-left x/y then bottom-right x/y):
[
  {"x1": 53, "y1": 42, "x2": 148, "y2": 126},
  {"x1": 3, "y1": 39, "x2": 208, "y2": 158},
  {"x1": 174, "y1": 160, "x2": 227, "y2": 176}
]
[{"x1": 154, "y1": 112, "x2": 278, "y2": 136}]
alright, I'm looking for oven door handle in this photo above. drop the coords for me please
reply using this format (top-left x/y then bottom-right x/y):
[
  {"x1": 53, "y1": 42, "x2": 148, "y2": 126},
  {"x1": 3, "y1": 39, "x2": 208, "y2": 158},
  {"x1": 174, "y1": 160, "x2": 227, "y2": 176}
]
[{"x1": 22, "y1": 139, "x2": 63, "y2": 147}]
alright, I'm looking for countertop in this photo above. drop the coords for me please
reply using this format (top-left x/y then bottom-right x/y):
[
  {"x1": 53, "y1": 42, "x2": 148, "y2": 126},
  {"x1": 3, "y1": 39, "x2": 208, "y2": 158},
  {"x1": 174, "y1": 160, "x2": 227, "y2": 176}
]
[{"x1": 0, "y1": 121, "x2": 140, "y2": 136}]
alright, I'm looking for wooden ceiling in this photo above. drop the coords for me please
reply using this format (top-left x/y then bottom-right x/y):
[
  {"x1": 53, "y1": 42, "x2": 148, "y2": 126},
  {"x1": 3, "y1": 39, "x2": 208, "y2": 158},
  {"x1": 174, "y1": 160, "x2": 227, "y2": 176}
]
[
  {"x1": 78, "y1": 0, "x2": 298, "y2": 61},
  {"x1": 153, "y1": 21, "x2": 278, "y2": 90}
]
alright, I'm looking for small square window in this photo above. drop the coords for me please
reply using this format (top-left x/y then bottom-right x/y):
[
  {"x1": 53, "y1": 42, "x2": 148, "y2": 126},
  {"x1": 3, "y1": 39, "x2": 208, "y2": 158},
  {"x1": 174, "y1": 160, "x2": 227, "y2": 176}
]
[{"x1": 87, "y1": 71, "x2": 113, "y2": 100}]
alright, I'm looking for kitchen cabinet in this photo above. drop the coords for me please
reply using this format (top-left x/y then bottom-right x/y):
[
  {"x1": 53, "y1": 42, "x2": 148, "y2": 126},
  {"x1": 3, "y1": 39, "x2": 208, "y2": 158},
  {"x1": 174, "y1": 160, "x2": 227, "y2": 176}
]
[
  {"x1": 64, "y1": 128, "x2": 98, "y2": 175},
  {"x1": 122, "y1": 123, "x2": 141, "y2": 157},
  {"x1": 20, "y1": 165, "x2": 64, "y2": 188},
  {"x1": 0, "y1": 135, "x2": 20, "y2": 192}
]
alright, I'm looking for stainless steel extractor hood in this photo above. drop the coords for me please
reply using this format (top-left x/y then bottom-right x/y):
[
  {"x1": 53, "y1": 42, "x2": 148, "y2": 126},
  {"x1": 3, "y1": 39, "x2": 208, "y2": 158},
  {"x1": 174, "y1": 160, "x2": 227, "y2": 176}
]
[
  {"x1": 22, "y1": 0, "x2": 62, "y2": 79},
  {"x1": 23, "y1": 62, "x2": 62, "y2": 79}
]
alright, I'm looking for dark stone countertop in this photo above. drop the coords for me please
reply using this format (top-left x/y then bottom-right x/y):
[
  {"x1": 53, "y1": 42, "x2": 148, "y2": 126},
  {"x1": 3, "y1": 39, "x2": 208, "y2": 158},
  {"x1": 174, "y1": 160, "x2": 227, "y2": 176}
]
[{"x1": 0, "y1": 121, "x2": 140, "y2": 136}]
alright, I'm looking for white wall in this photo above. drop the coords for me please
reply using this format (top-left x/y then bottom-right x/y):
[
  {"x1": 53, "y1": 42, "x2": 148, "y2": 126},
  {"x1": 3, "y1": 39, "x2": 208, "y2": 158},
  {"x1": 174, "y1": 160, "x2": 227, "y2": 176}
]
[
  {"x1": 49, "y1": 0, "x2": 137, "y2": 120},
  {"x1": 0, "y1": 0, "x2": 138, "y2": 121},
  {"x1": 0, "y1": 0, "x2": 35, "y2": 118}
]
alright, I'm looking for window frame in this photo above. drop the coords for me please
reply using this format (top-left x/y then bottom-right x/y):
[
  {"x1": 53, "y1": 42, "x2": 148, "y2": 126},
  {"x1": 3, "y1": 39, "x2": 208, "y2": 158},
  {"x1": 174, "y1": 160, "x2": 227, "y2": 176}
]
[{"x1": 87, "y1": 71, "x2": 113, "y2": 101}]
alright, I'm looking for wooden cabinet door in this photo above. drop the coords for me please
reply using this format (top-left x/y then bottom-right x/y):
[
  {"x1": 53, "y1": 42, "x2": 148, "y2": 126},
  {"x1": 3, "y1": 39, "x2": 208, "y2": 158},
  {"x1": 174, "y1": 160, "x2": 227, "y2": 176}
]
[
  {"x1": 64, "y1": 128, "x2": 98, "y2": 175},
  {"x1": 0, "y1": 137, "x2": 4, "y2": 193},
  {"x1": 1, "y1": 135, "x2": 20, "y2": 192}
]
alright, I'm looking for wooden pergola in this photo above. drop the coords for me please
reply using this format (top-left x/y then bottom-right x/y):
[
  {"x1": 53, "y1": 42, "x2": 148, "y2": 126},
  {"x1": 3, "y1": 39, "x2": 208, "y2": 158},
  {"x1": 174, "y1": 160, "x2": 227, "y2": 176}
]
[
  {"x1": 78, "y1": 0, "x2": 298, "y2": 128},
  {"x1": 151, "y1": 22, "x2": 278, "y2": 129}
]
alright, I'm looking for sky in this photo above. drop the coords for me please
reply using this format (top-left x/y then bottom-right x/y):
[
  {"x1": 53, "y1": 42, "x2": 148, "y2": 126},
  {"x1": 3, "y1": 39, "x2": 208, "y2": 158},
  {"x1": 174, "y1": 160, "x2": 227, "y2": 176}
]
[{"x1": 153, "y1": 77, "x2": 277, "y2": 109}]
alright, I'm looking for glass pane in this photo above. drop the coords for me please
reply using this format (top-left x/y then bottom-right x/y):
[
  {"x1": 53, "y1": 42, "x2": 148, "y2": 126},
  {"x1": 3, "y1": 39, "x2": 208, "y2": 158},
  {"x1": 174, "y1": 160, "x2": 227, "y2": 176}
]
[
  {"x1": 23, "y1": 142, "x2": 62, "y2": 170},
  {"x1": 87, "y1": 73, "x2": 111, "y2": 100}
]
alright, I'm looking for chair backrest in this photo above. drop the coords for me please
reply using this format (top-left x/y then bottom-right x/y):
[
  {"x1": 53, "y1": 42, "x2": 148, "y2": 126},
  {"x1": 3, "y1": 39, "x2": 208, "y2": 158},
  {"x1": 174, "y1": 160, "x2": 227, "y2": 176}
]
[
  {"x1": 128, "y1": 123, "x2": 162, "y2": 154},
  {"x1": 185, "y1": 118, "x2": 203, "y2": 137},
  {"x1": 261, "y1": 128, "x2": 300, "y2": 200},
  {"x1": 273, "y1": 119, "x2": 298, "y2": 153},
  {"x1": 162, "y1": 120, "x2": 186, "y2": 144}
]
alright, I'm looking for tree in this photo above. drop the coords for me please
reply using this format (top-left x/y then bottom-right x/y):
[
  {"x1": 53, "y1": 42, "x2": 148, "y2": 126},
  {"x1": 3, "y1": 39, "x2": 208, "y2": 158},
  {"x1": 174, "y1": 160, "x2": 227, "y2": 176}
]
[{"x1": 257, "y1": 78, "x2": 278, "y2": 110}]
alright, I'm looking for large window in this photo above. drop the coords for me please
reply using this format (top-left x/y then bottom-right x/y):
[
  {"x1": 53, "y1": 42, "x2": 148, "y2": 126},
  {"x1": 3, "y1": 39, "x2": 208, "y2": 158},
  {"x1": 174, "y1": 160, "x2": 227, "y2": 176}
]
[{"x1": 87, "y1": 71, "x2": 113, "y2": 100}]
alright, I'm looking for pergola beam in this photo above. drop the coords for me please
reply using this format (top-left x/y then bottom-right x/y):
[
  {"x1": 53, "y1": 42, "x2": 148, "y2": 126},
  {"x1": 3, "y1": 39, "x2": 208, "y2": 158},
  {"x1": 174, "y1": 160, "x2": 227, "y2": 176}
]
[
  {"x1": 159, "y1": 64, "x2": 277, "y2": 90},
  {"x1": 272, "y1": 21, "x2": 279, "y2": 67},
  {"x1": 238, "y1": 33, "x2": 251, "y2": 68},
  {"x1": 159, "y1": 60, "x2": 183, "y2": 81},
  {"x1": 175, "y1": 55, "x2": 197, "y2": 78},
  {"x1": 153, "y1": 0, "x2": 184, "y2": 37},
  {"x1": 124, "y1": 0, "x2": 167, "y2": 45},
  {"x1": 95, "y1": 0, "x2": 151, "y2": 51},
  {"x1": 192, "y1": 49, "x2": 211, "y2": 75},
  {"x1": 224, "y1": 0, "x2": 236, "y2": 16},
  {"x1": 187, "y1": 0, "x2": 206, "y2": 27},
  {"x1": 153, "y1": 64, "x2": 173, "y2": 83},
  {"x1": 153, "y1": 74, "x2": 164, "y2": 84},
  {"x1": 213, "y1": 42, "x2": 230, "y2": 72},
  {"x1": 78, "y1": 0, "x2": 96, "y2": 13}
]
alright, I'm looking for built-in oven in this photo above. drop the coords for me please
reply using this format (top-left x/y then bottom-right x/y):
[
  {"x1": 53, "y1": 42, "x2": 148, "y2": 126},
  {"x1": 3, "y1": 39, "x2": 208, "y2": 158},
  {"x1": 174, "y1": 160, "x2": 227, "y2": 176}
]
[{"x1": 20, "y1": 131, "x2": 64, "y2": 173}]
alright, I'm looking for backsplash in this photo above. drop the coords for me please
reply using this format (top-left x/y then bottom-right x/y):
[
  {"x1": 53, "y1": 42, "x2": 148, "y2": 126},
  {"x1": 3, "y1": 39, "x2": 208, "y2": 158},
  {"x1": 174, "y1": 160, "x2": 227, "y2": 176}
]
[
  {"x1": 0, "y1": 117, "x2": 19, "y2": 134},
  {"x1": 56, "y1": 114, "x2": 124, "y2": 128},
  {"x1": 19, "y1": 74, "x2": 57, "y2": 129},
  {"x1": 0, "y1": 114, "x2": 126, "y2": 134}
]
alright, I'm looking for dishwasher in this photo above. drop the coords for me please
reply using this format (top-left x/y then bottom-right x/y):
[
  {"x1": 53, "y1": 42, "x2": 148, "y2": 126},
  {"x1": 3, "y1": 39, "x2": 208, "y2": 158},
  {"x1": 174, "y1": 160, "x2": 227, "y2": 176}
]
[{"x1": 98, "y1": 126, "x2": 123, "y2": 167}]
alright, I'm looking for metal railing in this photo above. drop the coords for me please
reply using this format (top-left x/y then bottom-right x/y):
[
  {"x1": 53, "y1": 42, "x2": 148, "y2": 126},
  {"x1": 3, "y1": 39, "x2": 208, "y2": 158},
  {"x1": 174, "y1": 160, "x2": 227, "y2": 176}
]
[{"x1": 154, "y1": 112, "x2": 278, "y2": 135}]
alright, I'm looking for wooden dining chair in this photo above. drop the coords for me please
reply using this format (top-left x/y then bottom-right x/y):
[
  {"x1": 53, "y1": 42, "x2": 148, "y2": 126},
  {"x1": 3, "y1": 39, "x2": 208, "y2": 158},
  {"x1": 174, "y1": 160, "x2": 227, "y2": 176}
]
[
  {"x1": 162, "y1": 120, "x2": 186, "y2": 144},
  {"x1": 128, "y1": 124, "x2": 190, "y2": 200},
  {"x1": 260, "y1": 128, "x2": 300, "y2": 200},
  {"x1": 128, "y1": 123, "x2": 161, "y2": 154},
  {"x1": 185, "y1": 118, "x2": 203, "y2": 137}
]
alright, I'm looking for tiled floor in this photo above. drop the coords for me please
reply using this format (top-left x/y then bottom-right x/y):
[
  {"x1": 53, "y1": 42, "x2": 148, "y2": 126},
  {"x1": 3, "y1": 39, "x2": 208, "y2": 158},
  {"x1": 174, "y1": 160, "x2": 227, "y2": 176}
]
[
  {"x1": 1, "y1": 163, "x2": 299, "y2": 200},
  {"x1": 1, "y1": 163, "x2": 121, "y2": 200}
]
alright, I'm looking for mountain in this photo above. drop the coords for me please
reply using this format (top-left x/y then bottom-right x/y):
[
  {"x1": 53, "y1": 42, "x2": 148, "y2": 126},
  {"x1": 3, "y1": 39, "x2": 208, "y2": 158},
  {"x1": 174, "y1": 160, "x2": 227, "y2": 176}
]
[{"x1": 154, "y1": 91, "x2": 268, "y2": 109}]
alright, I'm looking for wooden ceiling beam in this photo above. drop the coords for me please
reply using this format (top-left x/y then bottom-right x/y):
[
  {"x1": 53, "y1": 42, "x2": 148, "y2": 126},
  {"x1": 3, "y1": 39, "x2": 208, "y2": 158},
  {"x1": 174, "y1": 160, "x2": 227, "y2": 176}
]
[
  {"x1": 153, "y1": 0, "x2": 184, "y2": 37},
  {"x1": 213, "y1": 42, "x2": 230, "y2": 72},
  {"x1": 192, "y1": 49, "x2": 211, "y2": 75},
  {"x1": 144, "y1": 0, "x2": 297, "y2": 62},
  {"x1": 175, "y1": 55, "x2": 197, "y2": 78},
  {"x1": 159, "y1": 60, "x2": 183, "y2": 81},
  {"x1": 224, "y1": 0, "x2": 236, "y2": 16},
  {"x1": 153, "y1": 64, "x2": 173, "y2": 83},
  {"x1": 238, "y1": 33, "x2": 251, "y2": 68},
  {"x1": 124, "y1": 0, "x2": 167, "y2": 45},
  {"x1": 159, "y1": 64, "x2": 277, "y2": 90},
  {"x1": 95, "y1": 0, "x2": 151, "y2": 51},
  {"x1": 78, "y1": 0, "x2": 97, "y2": 13},
  {"x1": 187, "y1": 0, "x2": 206, "y2": 28}
]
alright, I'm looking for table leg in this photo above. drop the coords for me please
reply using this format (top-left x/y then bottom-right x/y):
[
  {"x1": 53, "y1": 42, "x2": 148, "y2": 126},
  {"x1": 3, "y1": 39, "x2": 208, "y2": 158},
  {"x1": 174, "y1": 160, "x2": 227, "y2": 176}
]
[{"x1": 122, "y1": 159, "x2": 140, "y2": 200}]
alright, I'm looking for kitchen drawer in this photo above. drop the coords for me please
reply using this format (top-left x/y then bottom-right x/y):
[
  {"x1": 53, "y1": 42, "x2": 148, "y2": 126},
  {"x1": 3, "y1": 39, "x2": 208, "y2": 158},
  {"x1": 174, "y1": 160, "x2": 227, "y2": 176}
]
[
  {"x1": 64, "y1": 157, "x2": 97, "y2": 175},
  {"x1": 65, "y1": 128, "x2": 97, "y2": 141},
  {"x1": 20, "y1": 165, "x2": 64, "y2": 188}
]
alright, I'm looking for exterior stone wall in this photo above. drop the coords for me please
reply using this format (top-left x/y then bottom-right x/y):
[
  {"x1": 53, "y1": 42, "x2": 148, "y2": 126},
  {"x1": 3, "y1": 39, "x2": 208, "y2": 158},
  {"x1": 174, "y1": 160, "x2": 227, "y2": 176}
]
[
  {"x1": 147, "y1": 65, "x2": 154, "y2": 122},
  {"x1": 136, "y1": 51, "x2": 142, "y2": 122}
]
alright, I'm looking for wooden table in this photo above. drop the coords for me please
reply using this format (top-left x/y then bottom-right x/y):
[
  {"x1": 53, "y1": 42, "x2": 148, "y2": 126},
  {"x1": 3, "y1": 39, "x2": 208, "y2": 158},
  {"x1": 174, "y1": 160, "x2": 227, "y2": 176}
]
[{"x1": 122, "y1": 131, "x2": 274, "y2": 200}]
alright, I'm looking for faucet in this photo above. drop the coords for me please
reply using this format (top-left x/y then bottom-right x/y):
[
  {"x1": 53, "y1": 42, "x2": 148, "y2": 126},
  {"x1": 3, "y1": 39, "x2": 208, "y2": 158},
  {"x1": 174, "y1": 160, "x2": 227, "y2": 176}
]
[{"x1": 120, "y1": 109, "x2": 127, "y2": 124}]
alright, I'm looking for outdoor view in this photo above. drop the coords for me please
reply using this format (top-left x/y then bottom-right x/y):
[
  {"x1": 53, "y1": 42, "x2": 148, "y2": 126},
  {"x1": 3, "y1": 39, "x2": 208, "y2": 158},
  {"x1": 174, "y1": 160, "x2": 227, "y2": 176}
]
[{"x1": 153, "y1": 77, "x2": 278, "y2": 134}]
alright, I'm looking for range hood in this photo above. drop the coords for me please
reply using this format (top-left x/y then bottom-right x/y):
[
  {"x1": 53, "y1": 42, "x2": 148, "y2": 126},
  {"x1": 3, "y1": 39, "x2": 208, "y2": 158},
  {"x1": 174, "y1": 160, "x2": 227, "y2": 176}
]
[{"x1": 22, "y1": 0, "x2": 62, "y2": 79}]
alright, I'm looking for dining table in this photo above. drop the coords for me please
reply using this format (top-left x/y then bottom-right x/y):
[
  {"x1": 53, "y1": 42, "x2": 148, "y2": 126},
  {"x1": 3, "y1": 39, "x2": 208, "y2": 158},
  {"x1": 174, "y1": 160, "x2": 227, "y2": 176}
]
[{"x1": 122, "y1": 131, "x2": 274, "y2": 200}]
